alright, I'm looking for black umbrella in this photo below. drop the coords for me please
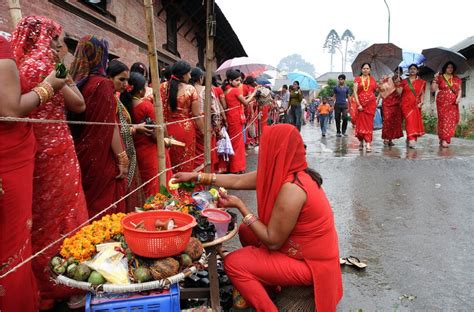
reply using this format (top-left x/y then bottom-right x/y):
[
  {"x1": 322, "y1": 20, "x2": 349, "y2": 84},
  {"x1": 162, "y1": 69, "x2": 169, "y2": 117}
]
[{"x1": 422, "y1": 47, "x2": 470, "y2": 74}]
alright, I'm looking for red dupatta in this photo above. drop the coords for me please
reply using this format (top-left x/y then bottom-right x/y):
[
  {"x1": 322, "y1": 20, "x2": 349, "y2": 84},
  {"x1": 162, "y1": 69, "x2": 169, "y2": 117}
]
[{"x1": 256, "y1": 124, "x2": 307, "y2": 224}]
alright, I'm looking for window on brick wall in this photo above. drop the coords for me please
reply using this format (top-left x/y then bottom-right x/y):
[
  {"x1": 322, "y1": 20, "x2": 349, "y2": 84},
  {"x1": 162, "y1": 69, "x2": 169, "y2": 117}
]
[
  {"x1": 79, "y1": 0, "x2": 116, "y2": 22},
  {"x1": 64, "y1": 36, "x2": 119, "y2": 60},
  {"x1": 164, "y1": 9, "x2": 179, "y2": 56},
  {"x1": 461, "y1": 77, "x2": 467, "y2": 98}
]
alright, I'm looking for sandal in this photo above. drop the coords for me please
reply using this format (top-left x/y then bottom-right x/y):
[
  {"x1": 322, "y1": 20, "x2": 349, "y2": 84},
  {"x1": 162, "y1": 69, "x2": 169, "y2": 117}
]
[
  {"x1": 366, "y1": 144, "x2": 372, "y2": 152},
  {"x1": 345, "y1": 256, "x2": 367, "y2": 269},
  {"x1": 358, "y1": 142, "x2": 364, "y2": 151}
]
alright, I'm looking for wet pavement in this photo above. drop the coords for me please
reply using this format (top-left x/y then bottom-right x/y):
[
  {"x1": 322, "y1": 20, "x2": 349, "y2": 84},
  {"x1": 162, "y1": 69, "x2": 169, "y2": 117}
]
[{"x1": 227, "y1": 121, "x2": 474, "y2": 311}]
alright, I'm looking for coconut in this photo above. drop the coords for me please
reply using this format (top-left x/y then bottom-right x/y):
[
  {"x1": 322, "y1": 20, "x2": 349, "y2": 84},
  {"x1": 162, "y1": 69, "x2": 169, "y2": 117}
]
[
  {"x1": 184, "y1": 237, "x2": 204, "y2": 260},
  {"x1": 149, "y1": 257, "x2": 179, "y2": 280},
  {"x1": 66, "y1": 263, "x2": 77, "y2": 278},
  {"x1": 179, "y1": 253, "x2": 193, "y2": 268}
]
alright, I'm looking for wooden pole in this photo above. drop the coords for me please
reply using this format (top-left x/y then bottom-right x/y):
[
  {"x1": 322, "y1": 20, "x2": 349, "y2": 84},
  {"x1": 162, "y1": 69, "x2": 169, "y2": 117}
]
[
  {"x1": 203, "y1": 0, "x2": 216, "y2": 174},
  {"x1": 8, "y1": 0, "x2": 22, "y2": 28},
  {"x1": 143, "y1": 0, "x2": 167, "y2": 187}
]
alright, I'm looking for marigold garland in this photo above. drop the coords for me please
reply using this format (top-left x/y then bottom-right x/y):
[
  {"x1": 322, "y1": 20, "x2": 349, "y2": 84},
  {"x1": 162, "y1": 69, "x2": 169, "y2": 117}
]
[{"x1": 60, "y1": 213, "x2": 126, "y2": 262}]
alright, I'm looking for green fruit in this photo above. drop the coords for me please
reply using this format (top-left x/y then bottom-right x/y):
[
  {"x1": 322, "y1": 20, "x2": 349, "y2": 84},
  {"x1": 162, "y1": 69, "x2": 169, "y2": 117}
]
[
  {"x1": 73, "y1": 264, "x2": 91, "y2": 281},
  {"x1": 88, "y1": 271, "x2": 106, "y2": 285},
  {"x1": 55, "y1": 63, "x2": 68, "y2": 78},
  {"x1": 134, "y1": 267, "x2": 152, "y2": 283},
  {"x1": 180, "y1": 253, "x2": 193, "y2": 268},
  {"x1": 67, "y1": 257, "x2": 78, "y2": 266},
  {"x1": 50, "y1": 256, "x2": 63, "y2": 268},
  {"x1": 66, "y1": 263, "x2": 77, "y2": 278},
  {"x1": 53, "y1": 264, "x2": 66, "y2": 275}
]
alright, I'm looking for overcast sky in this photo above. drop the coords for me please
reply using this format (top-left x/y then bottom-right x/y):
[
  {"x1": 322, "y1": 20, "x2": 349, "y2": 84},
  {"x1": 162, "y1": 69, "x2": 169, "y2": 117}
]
[{"x1": 216, "y1": 0, "x2": 473, "y2": 77}]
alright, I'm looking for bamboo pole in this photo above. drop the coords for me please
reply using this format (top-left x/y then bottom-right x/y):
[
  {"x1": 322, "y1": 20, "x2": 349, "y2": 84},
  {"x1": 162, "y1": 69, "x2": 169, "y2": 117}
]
[
  {"x1": 143, "y1": 0, "x2": 167, "y2": 187},
  {"x1": 203, "y1": 0, "x2": 216, "y2": 174},
  {"x1": 8, "y1": 0, "x2": 22, "y2": 28}
]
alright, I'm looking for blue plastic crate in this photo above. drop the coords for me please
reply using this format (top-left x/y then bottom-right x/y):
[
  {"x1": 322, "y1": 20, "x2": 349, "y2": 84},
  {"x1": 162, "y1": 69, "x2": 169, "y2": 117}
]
[{"x1": 85, "y1": 283, "x2": 180, "y2": 312}]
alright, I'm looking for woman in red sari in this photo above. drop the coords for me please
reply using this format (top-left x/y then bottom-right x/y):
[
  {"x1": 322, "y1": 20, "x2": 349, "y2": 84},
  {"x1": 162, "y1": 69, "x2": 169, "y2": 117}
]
[
  {"x1": 11, "y1": 16, "x2": 89, "y2": 309},
  {"x1": 398, "y1": 64, "x2": 426, "y2": 149},
  {"x1": 70, "y1": 36, "x2": 129, "y2": 217},
  {"x1": 353, "y1": 63, "x2": 379, "y2": 152},
  {"x1": 380, "y1": 67, "x2": 404, "y2": 146},
  {"x1": 162, "y1": 61, "x2": 203, "y2": 172},
  {"x1": 121, "y1": 72, "x2": 169, "y2": 197},
  {"x1": 223, "y1": 69, "x2": 255, "y2": 173},
  {"x1": 173, "y1": 124, "x2": 343, "y2": 312},
  {"x1": 431, "y1": 62, "x2": 462, "y2": 148},
  {"x1": 0, "y1": 31, "x2": 67, "y2": 312}
]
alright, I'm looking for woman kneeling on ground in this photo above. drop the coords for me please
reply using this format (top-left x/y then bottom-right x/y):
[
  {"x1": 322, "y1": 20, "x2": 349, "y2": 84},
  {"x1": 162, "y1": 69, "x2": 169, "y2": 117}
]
[{"x1": 173, "y1": 124, "x2": 343, "y2": 312}]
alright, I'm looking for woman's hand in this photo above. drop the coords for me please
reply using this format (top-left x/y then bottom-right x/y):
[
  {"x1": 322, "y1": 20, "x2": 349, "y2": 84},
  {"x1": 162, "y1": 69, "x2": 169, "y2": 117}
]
[
  {"x1": 115, "y1": 163, "x2": 128, "y2": 179},
  {"x1": 357, "y1": 105, "x2": 363, "y2": 112},
  {"x1": 172, "y1": 172, "x2": 198, "y2": 183},
  {"x1": 44, "y1": 70, "x2": 66, "y2": 91},
  {"x1": 218, "y1": 193, "x2": 245, "y2": 211},
  {"x1": 134, "y1": 122, "x2": 154, "y2": 136}
]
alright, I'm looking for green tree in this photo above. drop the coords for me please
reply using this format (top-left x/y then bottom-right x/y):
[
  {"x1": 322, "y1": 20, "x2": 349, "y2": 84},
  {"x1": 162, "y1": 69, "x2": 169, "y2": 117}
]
[
  {"x1": 277, "y1": 54, "x2": 315, "y2": 75},
  {"x1": 341, "y1": 29, "x2": 355, "y2": 72},
  {"x1": 318, "y1": 79, "x2": 355, "y2": 98},
  {"x1": 323, "y1": 30, "x2": 341, "y2": 72}
]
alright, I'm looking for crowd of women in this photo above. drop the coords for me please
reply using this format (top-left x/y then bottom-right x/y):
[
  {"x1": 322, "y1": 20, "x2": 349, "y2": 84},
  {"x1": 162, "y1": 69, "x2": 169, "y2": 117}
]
[
  {"x1": 0, "y1": 16, "x2": 280, "y2": 311},
  {"x1": 352, "y1": 61, "x2": 462, "y2": 152}
]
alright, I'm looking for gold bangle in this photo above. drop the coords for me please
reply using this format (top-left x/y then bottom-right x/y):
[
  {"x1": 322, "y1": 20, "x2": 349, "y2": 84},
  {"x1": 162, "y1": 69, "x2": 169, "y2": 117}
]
[
  {"x1": 211, "y1": 173, "x2": 217, "y2": 185},
  {"x1": 38, "y1": 81, "x2": 54, "y2": 97},
  {"x1": 243, "y1": 213, "x2": 254, "y2": 223},
  {"x1": 32, "y1": 87, "x2": 49, "y2": 106}
]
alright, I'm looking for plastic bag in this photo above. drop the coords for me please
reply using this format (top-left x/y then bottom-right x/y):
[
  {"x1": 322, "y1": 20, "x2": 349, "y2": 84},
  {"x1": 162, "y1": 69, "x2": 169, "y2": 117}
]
[{"x1": 85, "y1": 243, "x2": 130, "y2": 285}]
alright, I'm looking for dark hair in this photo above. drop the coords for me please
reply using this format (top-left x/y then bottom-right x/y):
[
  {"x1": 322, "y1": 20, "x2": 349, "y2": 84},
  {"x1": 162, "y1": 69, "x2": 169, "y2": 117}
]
[
  {"x1": 282, "y1": 84, "x2": 288, "y2": 90},
  {"x1": 338, "y1": 74, "x2": 346, "y2": 80},
  {"x1": 130, "y1": 62, "x2": 148, "y2": 77},
  {"x1": 244, "y1": 76, "x2": 256, "y2": 85},
  {"x1": 120, "y1": 72, "x2": 146, "y2": 118},
  {"x1": 238, "y1": 70, "x2": 245, "y2": 80},
  {"x1": 305, "y1": 168, "x2": 323, "y2": 187},
  {"x1": 106, "y1": 59, "x2": 129, "y2": 78},
  {"x1": 168, "y1": 60, "x2": 192, "y2": 112},
  {"x1": 189, "y1": 67, "x2": 204, "y2": 86},
  {"x1": 441, "y1": 61, "x2": 457, "y2": 74},
  {"x1": 408, "y1": 63, "x2": 419, "y2": 70},
  {"x1": 161, "y1": 64, "x2": 172, "y2": 82},
  {"x1": 211, "y1": 74, "x2": 221, "y2": 87},
  {"x1": 221, "y1": 69, "x2": 241, "y2": 92}
]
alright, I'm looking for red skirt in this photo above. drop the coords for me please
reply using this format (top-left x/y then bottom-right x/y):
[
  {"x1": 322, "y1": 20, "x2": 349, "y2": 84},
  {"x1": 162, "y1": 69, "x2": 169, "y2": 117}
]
[
  {"x1": 355, "y1": 100, "x2": 376, "y2": 143},
  {"x1": 436, "y1": 94, "x2": 459, "y2": 143},
  {"x1": 382, "y1": 93, "x2": 403, "y2": 140},
  {"x1": 167, "y1": 120, "x2": 196, "y2": 173}
]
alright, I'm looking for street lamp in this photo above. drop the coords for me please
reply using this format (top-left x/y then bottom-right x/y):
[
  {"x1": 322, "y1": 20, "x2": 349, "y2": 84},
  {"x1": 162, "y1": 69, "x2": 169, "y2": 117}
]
[{"x1": 383, "y1": 0, "x2": 391, "y2": 43}]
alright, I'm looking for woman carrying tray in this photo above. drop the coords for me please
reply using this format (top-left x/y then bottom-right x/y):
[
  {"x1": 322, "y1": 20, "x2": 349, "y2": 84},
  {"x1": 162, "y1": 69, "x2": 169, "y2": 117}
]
[{"x1": 173, "y1": 124, "x2": 343, "y2": 312}]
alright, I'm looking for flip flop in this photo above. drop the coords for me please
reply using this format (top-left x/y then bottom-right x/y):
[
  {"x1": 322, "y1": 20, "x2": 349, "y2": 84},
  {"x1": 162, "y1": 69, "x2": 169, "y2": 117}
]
[
  {"x1": 345, "y1": 256, "x2": 367, "y2": 269},
  {"x1": 339, "y1": 258, "x2": 349, "y2": 265}
]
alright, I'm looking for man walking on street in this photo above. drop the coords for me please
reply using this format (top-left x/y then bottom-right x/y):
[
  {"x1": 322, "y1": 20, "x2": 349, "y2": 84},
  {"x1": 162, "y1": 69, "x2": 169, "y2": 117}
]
[
  {"x1": 279, "y1": 84, "x2": 290, "y2": 123},
  {"x1": 332, "y1": 74, "x2": 350, "y2": 137}
]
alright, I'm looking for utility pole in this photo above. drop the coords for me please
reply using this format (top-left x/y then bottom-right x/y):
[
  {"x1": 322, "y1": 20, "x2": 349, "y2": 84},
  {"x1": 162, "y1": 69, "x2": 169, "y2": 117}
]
[
  {"x1": 8, "y1": 0, "x2": 22, "y2": 27},
  {"x1": 384, "y1": 0, "x2": 391, "y2": 43}
]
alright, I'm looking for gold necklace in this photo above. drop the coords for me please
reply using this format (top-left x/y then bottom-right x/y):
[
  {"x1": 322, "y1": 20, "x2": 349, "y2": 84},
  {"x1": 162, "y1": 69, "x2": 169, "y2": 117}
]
[{"x1": 362, "y1": 76, "x2": 370, "y2": 92}]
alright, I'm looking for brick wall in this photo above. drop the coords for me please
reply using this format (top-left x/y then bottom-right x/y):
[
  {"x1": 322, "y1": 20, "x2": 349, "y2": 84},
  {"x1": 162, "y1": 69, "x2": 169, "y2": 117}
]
[{"x1": 0, "y1": 0, "x2": 216, "y2": 70}]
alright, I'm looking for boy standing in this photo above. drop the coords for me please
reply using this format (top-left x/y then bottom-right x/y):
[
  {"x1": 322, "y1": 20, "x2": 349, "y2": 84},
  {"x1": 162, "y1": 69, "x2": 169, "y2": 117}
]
[{"x1": 317, "y1": 97, "x2": 332, "y2": 137}]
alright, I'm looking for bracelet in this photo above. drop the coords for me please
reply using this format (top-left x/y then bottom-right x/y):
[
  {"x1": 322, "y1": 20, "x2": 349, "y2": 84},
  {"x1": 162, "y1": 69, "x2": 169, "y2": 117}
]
[
  {"x1": 32, "y1": 87, "x2": 50, "y2": 106},
  {"x1": 38, "y1": 81, "x2": 54, "y2": 97},
  {"x1": 211, "y1": 173, "x2": 217, "y2": 185},
  {"x1": 243, "y1": 213, "x2": 259, "y2": 226},
  {"x1": 242, "y1": 213, "x2": 254, "y2": 223},
  {"x1": 197, "y1": 172, "x2": 213, "y2": 185},
  {"x1": 116, "y1": 151, "x2": 129, "y2": 166}
]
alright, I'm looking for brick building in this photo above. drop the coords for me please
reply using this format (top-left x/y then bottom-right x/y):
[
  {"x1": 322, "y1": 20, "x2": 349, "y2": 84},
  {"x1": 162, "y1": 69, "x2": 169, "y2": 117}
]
[{"x1": 0, "y1": 0, "x2": 246, "y2": 70}]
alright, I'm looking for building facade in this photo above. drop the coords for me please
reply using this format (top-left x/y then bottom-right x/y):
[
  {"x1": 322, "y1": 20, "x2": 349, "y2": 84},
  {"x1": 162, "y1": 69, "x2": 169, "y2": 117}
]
[{"x1": 0, "y1": 0, "x2": 246, "y2": 71}]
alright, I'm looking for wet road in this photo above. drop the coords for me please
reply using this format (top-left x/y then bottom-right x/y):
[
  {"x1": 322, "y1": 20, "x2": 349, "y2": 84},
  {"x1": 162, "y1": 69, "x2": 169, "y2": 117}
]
[{"x1": 228, "y1": 122, "x2": 474, "y2": 311}]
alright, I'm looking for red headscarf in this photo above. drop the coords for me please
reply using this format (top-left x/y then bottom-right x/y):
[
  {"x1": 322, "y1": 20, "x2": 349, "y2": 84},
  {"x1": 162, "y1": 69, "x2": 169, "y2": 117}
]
[
  {"x1": 11, "y1": 16, "x2": 61, "y2": 92},
  {"x1": 256, "y1": 124, "x2": 307, "y2": 224}
]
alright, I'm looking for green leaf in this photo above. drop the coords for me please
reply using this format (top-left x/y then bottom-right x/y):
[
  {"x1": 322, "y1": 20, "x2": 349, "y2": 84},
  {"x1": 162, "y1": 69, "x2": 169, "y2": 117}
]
[{"x1": 159, "y1": 185, "x2": 171, "y2": 197}]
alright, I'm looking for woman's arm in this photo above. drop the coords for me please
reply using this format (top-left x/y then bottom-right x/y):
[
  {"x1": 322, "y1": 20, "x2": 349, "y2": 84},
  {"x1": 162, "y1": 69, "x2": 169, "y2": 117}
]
[
  {"x1": 221, "y1": 182, "x2": 306, "y2": 250},
  {"x1": 0, "y1": 61, "x2": 65, "y2": 117},
  {"x1": 219, "y1": 94, "x2": 227, "y2": 109},
  {"x1": 173, "y1": 170, "x2": 257, "y2": 190},
  {"x1": 191, "y1": 96, "x2": 205, "y2": 135},
  {"x1": 62, "y1": 81, "x2": 85, "y2": 113},
  {"x1": 430, "y1": 73, "x2": 439, "y2": 93}
]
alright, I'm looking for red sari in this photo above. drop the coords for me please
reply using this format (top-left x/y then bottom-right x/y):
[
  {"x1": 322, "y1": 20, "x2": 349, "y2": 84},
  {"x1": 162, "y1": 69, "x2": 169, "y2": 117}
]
[
  {"x1": 0, "y1": 34, "x2": 39, "y2": 312},
  {"x1": 11, "y1": 17, "x2": 89, "y2": 309},
  {"x1": 162, "y1": 82, "x2": 199, "y2": 172},
  {"x1": 435, "y1": 75, "x2": 461, "y2": 143},
  {"x1": 224, "y1": 86, "x2": 246, "y2": 173},
  {"x1": 132, "y1": 98, "x2": 173, "y2": 197},
  {"x1": 354, "y1": 76, "x2": 378, "y2": 142},
  {"x1": 382, "y1": 91, "x2": 403, "y2": 140},
  {"x1": 400, "y1": 78, "x2": 426, "y2": 141},
  {"x1": 225, "y1": 125, "x2": 342, "y2": 312},
  {"x1": 75, "y1": 76, "x2": 127, "y2": 216}
]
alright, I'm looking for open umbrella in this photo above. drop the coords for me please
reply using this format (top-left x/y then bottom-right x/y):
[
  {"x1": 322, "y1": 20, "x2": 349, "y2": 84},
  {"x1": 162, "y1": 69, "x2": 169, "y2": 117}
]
[
  {"x1": 287, "y1": 71, "x2": 318, "y2": 90},
  {"x1": 215, "y1": 57, "x2": 276, "y2": 77},
  {"x1": 399, "y1": 51, "x2": 426, "y2": 69},
  {"x1": 421, "y1": 47, "x2": 470, "y2": 74},
  {"x1": 351, "y1": 43, "x2": 403, "y2": 80},
  {"x1": 256, "y1": 76, "x2": 271, "y2": 85}
]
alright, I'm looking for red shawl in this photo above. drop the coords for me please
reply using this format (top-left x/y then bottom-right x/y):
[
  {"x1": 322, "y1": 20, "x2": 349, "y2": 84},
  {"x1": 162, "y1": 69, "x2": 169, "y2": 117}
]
[{"x1": 256, "y1": 124, "x2": 343, "y2": 311}]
